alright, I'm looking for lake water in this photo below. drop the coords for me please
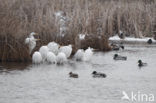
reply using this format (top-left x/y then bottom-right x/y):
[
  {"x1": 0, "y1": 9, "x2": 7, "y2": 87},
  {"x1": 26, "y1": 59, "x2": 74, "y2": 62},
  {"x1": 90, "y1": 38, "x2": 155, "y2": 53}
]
[{"x1": 0, "y1": 44, "x2": 156, "y2": 103}]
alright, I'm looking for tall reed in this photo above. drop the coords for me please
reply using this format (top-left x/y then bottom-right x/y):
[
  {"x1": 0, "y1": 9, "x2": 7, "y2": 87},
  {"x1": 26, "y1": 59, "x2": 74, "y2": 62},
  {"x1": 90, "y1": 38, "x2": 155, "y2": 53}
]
[{"x1": 0, "y1": 0, "x2": 155, "y2": 62}]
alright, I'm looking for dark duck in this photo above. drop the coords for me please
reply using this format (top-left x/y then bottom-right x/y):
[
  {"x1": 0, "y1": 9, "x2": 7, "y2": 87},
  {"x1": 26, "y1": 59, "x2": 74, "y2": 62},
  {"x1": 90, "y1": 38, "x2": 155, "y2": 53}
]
[
  {"x1": 92, "y1": 71, "x2": 106, "y2": 78},
  {"x1": 69, "y1": 72, "x2": 78, "y2": 78},
  {"x1": 138, "y1": 60, "x2": 147, "y2": 67},
  {"x1": 113, "y1": 54, "x2": 127, "y2": 60},
  {"x1": 147, "y1": 39, "x2": 152, "y2": 44}
]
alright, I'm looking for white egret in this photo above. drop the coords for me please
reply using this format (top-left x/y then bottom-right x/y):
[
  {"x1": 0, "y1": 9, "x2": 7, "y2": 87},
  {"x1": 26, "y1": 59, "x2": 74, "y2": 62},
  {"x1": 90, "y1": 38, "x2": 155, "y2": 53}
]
[
  {"x1": 25, "y1": 32, "x2": 39, "y2": 54},
  {"x1": 83, "y1": 47, "x2": 93, "y2": 62},
  {"x1": 56, "y1": 52, "x2": 67, "y2": 65},
  {"x1": 39, "y1": 46, "x2": 49, "y2": 61},
  {"x1": 32, "y1": 51, "x2": 42, "y2": 64},
  {"x1": 46, "y1": 52, "x2": 57, "y2": 64},
  {"x1": 59, "y1": 45, "x2": 72, "y2": 58},
  {"x1": 47, "y1": 42, "x2": 59, "y2": 55},
  {"x1": 74, "y1": 49, "x2": 84, "y2": 61}
]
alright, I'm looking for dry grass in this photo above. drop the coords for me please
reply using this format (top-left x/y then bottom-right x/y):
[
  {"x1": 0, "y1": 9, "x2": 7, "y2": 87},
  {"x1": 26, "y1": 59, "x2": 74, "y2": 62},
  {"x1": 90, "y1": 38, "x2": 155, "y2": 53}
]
[{"x1": 0, "y1": 0, "x2": 155, "y2": 62}]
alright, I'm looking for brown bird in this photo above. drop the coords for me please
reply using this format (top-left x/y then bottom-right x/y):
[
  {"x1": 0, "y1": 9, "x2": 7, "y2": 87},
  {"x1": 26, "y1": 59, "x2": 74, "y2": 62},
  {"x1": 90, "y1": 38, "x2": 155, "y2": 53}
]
[{"x1": 69, "y1": 72, "x2": 78, "y2": 78}]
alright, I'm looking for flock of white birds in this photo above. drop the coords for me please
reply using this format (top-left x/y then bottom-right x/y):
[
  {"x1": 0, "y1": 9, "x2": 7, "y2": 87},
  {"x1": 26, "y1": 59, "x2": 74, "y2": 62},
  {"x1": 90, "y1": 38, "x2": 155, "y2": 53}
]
[{"x1": 25, "y1": 32, "x2": 93, "y2": 65}]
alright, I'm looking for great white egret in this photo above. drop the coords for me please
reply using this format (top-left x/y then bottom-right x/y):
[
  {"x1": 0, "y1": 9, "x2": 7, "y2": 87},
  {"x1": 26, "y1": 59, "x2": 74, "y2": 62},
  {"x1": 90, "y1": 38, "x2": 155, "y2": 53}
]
[
  {"x1": 74, "y1": 49, "x2": 84, "y2": 61},
  {"x1": 59, "y1": 45, "x2": 72, "y2": 58},
  {"x1": 56, "y1": 52, "x2": 67, "y2": 65},
  {"x1": 83, "y1": 47, "x2": 93, "y2": 62},
  {"x1": 47, "y1": 42, "x2": 59, "y2": 55},
  {"x1": 32, "y1": 51, "x2": 42, "y2": 64},
  {"x1": 39, "y1": 46, "x2": 49, "y2": 61},
  {"x1": 46, "y1": 52, "x2": 57, "y2": 64},
  {"x1": 25, "y1": 32, "x2": 39, "y2": 54}
]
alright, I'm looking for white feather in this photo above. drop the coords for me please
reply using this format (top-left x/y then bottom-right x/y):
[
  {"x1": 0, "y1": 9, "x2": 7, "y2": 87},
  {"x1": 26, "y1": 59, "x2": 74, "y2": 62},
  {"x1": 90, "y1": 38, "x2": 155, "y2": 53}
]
[
  {"x1": 83, "y1": 47, "x2": 93, "y2": 62},
  {"x1": 47, "y1": 42, "x2": 59, "y2": 55},
  {"x1": 56, "y1": 52, "x2": 67, "y2": 64},
  {"x1": 46, "y1": 52, "x2": 56, "y2": 64},
  {"x1": 74, "y1": 49, "x2": 84, "y2": 61},
  {"x1": 32, "y1": 51, "x2": 42, "y2": 64},
  {"x1": 59, "y1": 45, "x2": 72, "y2": 58},
  {"x1": 25, "y1": 36, "x2": 36, "y2": 54},
  {"x1": 39, "y1": 46, "x2": 49, "y2": 61}
]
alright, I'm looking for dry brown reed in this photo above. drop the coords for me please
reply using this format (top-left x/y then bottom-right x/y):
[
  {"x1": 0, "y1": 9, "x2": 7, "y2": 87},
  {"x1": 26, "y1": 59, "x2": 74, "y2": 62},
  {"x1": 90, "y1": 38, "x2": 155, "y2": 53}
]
[{"x1": 0, "y1": 0, "x2": 155, "y2": 62}]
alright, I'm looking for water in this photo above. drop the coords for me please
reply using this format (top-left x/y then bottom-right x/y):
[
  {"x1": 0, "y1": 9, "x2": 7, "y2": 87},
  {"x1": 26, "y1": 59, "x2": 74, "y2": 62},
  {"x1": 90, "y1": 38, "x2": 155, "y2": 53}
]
[{"x1": 0, "y1": 44, "x2": 156, "y2": 103}]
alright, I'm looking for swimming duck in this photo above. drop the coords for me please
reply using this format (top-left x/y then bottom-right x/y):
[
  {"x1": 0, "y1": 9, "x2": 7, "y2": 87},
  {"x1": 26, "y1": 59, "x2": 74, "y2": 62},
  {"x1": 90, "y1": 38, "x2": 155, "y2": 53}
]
[
  {"x1": 111, "y1": 43, "x2": 120, "y2": 51},
  {"x1": 138, "y1": 60, "x2": 147, "y2": 67},
  {"x1": 92, "y1": 71, "x2": 106, "y2": 78},
  {"x1": 147, "y1": 39, "x2": 152, "y2": 44},
  {"x1": 69, "y1": 72, "x2": 78, "y2": 78},
  {"x1": 110, "y1": 43, "x2": 124, "y2": 51},
  {"x1": 113, "y1": 54, "x2": 127, "y2": 60}
]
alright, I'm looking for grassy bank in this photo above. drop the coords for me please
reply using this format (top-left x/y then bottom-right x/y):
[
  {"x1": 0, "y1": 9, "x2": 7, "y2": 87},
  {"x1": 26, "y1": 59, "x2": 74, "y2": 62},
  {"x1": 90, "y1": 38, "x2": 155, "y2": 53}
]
[{"x1": 0, "y1": 0, "x2": 155, "y2": 62}]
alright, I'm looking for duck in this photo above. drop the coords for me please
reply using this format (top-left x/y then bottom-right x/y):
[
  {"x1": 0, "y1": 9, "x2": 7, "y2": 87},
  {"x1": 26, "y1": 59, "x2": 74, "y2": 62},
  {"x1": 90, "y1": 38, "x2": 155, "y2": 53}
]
[
  {"x1": 47, "y1": 42, "x2": 59, "y2": 55},
  {"x1": 25, "y1": 32, "x2": 39, "y2": 54},
  {"x1": 32, "y1": 51, "x2": 42, "y2": 64},
  {"x1": 110, "y1": 43, "x2": 124, "y2": 51},
  {"x1": 39, "y1": 46, "x2": 49, "y2": 61},
  {"x1": 147, "y1": 39, "x2": 152, "y2": 44},
  {"x1": 69, "y1": 72, "x2": 78, "y2": 78},
  {"x1": 119, "y1": 30, "x2": 125, "y2": 39},
  {"x1": 56, "y1": 52, "x2": 67, "y2": 65},
  {"x1": 138, "y1": 60, "x2": 147, "y2": 67},
  {"x1": 46, "y1": 52, "x2": 57, "y2": 64},
  {"x1": 74, "y1": 49, "x2": 84, "y2": 61},
  {"x1": 111, "y1": 43, "x2": 120, "y2": 51},
  {"x1": 92, "y1": 71, "x2": 106, "y2": 78},
  {"x1": 113, "y1": 54, "x2": 127, "y2": 60},
  {"x1": 83, "y1": 47, "x2": 93, "y2": 62},
  {"x1": 59, "y1": 44, "x2": 72, "y2": 58}
]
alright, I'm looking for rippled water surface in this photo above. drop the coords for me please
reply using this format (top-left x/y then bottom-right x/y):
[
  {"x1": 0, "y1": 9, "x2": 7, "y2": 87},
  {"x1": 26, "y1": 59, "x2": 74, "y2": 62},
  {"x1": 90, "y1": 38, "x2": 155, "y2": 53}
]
[{"x1": 0, "y1": 44, "x2": 156, "y2": 103}]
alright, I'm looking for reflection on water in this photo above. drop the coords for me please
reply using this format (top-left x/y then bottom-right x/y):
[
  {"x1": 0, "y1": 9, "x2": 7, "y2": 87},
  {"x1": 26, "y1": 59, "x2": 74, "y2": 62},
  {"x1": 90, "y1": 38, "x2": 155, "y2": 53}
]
[
  {"x1": 0, "y1": 44, "x2": 156, "y2": 103},
  {"x1": 0, "y1": 62, "x2": 31, "y2": 73}
]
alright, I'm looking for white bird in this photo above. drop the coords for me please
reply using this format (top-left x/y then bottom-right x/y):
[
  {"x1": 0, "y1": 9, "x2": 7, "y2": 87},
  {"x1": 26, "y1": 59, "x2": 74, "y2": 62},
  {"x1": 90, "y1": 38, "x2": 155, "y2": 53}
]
[
  {"x1": 74, "y1": 49, "x2": 84, "y2": 61},
  {"x1": 39, "y1": 46, "x2": 49, "y2": 61},
  {"x1": 83, "y1": 47, "x2": 93, "y2": 62},
  {"x1": 56, "y1": 52, "x2": 67, "y2": 65},
  {"x1": 32, "y1": 51, "x2": 42, "y2": 64},
  {"x1": 59, "y1": 45, "x2": 72, "y2": 58},
  {"x1": 47, "y1": 42, "x2": 59, "y2": 55},
  {"x1": 25, "y1": 32, "x2": 39, "y2": 54},
  {"x1": 46, "y1": 52, "x2": 56, "y2": 64}
]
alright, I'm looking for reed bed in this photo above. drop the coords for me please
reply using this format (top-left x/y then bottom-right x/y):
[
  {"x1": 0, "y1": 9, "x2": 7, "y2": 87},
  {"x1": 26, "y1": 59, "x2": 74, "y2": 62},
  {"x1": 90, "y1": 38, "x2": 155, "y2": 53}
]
[{"x1": 0, "y1": 0, "x2": 155, "y2": 62}]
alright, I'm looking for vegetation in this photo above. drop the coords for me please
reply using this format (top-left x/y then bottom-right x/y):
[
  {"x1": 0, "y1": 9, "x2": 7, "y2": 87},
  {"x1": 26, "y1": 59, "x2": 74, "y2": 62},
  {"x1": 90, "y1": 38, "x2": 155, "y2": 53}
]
[{"x1": 0, "y1": 0, "x2": 155, "y2": 62}]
